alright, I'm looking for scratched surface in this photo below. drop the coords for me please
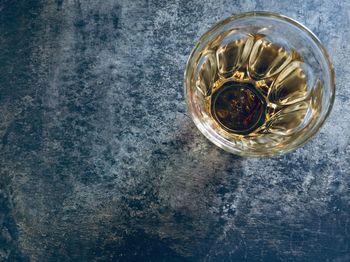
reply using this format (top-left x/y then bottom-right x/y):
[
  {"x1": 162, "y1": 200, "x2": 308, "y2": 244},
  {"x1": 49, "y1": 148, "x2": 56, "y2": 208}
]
[{"x1": 0, "y1": 0, "x2": 350, "y2": 261}]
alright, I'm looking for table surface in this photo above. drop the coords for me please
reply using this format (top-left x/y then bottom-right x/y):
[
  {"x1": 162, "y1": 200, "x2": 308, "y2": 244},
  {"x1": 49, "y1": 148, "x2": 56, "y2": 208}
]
[{"x1": 1, "y1": 0, "x2": 350, "y2": 261}]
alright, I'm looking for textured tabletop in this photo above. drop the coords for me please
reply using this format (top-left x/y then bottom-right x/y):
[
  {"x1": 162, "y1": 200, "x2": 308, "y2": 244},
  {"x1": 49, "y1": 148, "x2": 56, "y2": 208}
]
[{"x1": 1, "y1": 0, "x2": 350, "y2": 261}]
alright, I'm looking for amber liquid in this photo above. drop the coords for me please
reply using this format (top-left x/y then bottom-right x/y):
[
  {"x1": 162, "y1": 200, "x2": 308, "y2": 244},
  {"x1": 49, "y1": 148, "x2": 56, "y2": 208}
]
[{"x1": 195, "y1": 33, "x2": 322, "y2": 150}]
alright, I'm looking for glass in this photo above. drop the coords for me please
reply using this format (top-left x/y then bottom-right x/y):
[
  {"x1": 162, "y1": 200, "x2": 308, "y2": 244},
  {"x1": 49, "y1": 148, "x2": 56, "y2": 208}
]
[{"x1": 184, "y1": 12, "x2": 335, "y2": 157}]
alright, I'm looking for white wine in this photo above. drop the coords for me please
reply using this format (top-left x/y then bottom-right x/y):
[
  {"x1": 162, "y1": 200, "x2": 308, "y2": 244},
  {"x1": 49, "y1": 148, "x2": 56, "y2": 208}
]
[{"x1": 194, "y1": 32, "x2": 322, "y2": 150}]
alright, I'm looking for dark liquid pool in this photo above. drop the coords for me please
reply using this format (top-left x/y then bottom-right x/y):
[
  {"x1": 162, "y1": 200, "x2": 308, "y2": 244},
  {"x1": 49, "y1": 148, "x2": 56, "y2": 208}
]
[{"x1": 211, "y1": 81, "x2": 267, "y2": 135}]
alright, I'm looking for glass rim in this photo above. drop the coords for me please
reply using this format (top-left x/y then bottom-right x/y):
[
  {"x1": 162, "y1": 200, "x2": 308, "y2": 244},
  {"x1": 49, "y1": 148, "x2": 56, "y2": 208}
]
[{"x1": 184, "y1": 11, "x2": 336, "y2": 157}]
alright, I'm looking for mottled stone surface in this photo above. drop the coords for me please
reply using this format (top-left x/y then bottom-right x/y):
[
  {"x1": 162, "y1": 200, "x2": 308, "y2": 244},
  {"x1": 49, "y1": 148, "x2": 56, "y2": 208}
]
[{"x1": 0, "y1": 0, "x2": 349, "y2": 261}]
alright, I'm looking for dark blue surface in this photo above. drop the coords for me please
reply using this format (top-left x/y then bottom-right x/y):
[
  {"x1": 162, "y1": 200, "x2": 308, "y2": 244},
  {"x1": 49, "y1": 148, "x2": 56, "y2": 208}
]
[{"x1": 1, "y1": 0, "x2": 350, "y2": 261}]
